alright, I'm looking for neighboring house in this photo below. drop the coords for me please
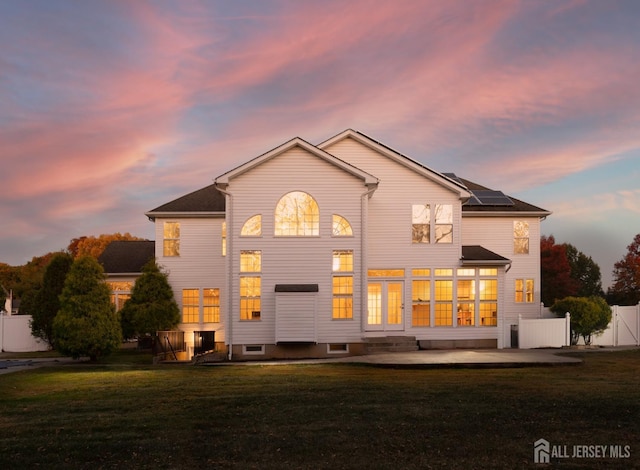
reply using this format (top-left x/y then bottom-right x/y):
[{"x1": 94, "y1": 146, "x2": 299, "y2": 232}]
[
  {"x1": 145, "y1": 129, "x2": 550, "y2": 359},
  {"x1": 99, "y1": 240, "x2": 155, "y2": 311}
]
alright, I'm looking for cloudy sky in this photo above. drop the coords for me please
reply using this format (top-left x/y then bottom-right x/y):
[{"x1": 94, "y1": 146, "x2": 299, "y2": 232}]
[{"x1": 1, "y1": 0, "x2": 639, "y2": 288}]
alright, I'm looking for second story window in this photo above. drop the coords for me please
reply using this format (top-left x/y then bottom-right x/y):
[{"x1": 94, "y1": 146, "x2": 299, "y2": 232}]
[
  {"x1": 163, "y1": 222, "x2": 180, "y2": 257},
  {"x1": 412, "y1": 204, "x2": 453, "y2": 244},
  {"x1": 274, "y1": 191, "x2": 319, "y2": 236},
  {"x1": 514, "y1": 221, "x2": 530, "y2": 254},
  {"x1": 241, "y1": 215, "x2": 262, "y2": 236}
]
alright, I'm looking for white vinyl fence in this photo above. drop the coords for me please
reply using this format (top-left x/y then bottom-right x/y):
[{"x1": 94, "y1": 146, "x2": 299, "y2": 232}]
[
  {"x1": 0, "y1": 314, "x2": 50, "y2": 352},
  {"x1": 518, "y1": 304, "x2": 640, "y2": 349}
]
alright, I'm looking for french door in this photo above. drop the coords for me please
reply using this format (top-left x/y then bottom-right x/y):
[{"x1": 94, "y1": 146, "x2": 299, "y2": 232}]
[{"x1": 367, "y1": 281, "x2": 404, "y2": 331}]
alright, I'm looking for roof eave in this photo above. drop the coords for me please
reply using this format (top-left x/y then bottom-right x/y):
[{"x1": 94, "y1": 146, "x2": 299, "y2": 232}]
[
  {"x1": 462, "y1": 210, "x2": 552, "y2": 218},
  {"x1": 145, "y1": 211, "x2": 225, "y2": 221}
]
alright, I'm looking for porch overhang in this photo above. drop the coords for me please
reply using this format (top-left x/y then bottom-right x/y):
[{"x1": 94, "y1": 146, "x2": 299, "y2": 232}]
[{"x1": 460, "y1": 245, "x2": 511, "y2": 266}]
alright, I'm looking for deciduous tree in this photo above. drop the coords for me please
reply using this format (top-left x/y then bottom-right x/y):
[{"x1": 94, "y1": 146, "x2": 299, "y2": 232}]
[
  {"x1": 53, "y1": 256, "x2": 122, "y2": 361},
  {"x1": 68, "y1": 233, "x2": 146, "y2": 259},
  {"x1": 119, "y1": 260, "x2": 180, "y2": 339},
  {"x1": 540, "y1": 235, "x2": 579, "y2": 306}
]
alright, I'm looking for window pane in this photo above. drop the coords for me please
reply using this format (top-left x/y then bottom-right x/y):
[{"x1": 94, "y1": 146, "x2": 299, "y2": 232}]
[
  {"x1": 412, "y1": 304, "x2": 430, "y2": 326},
  {"x1": 457, "y1": 268, "x2": 475, "y2": 276},
  {"x1": 332, "y1": 214, "x2": 353, "y2": 236},
  {"x1": 412, "y1": 280, "x2": 430, "y2": 302},
  {"x1": 480, "y1": 303, "x2": 497, "y2": 326},
  {"x1": 333, "y1": 250, "x2": 353, "y2": 272},
  {"x1": 515, "y1": 279, "x2": 524, "y2": 303},
  {"x1": 367, "y1": 283, "x2": 382, "y2": 325},
  {"x1": 368, "y1": 269, "x2": 405, "y2": 277},
  {"x1": 240, "y1": 251, "x2": 261, "y2": 272},
  {"x1": 241, "y1": 215, "x2": 262, "y2": 236},
  {"x1": 412, "y1": 204, "x2": 430, "y2": 244},
  {"x1": 412, "y1": 268, "x2": 430, "y2": 277},
  {"x1": 182, "y1": 289, "x2": 199, "y2": 323},
  {"x1": 435, "y1": 269, "x2": 453, "y2": 276},
  {"x1": 457, "y1": 303, "x2": 474, "y2": 326},
  {"x1": 457, "y1": 280, "x2": 475, "y2": 300},
  {"x1": 203, "y1": 288, "x2": 220, "y2": 323},
  {"x1": 275, "y1": 191, "x2": 319, "y2": 236},
  {"x1": 514, "y1": 221, "x2": 530, "y2": 254},
  {"x1": 526, "y1": 279, "x2": 534, "y2": 303},
  {"x1": 332, "y1": 276, "x2": 353, "y2": 295},
  {"x1": 435, "y1": 304, "x2": 453, "y2": 326},
  {"x1": 479, "y1": 268, "x2": 497, "y2": 276},
  {"x1": 435, "y1": 280, "x2": 452, "y2": 301},
  {"x1": 479, "y1": 279, "x2": 497, "y2": 301}
]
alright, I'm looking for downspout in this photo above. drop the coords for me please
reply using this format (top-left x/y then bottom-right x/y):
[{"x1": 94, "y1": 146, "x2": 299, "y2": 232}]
[
  {"x1": 215, "y1": 184, "x2": 234, "y2": 361},
  {"x1": 360, "y1": 184, "x2": 377, "y2": 334}
]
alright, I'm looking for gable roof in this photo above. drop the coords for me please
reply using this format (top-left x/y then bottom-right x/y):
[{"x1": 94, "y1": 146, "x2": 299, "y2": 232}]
[
  {"x1": 145, "y1": 184, "x2": 226, "y2": 220},
  {"x1": 98, "y1": 240, "x2": 155, "y2": 274},
  {"x1": 318, "y1": 129, "x2": 471, "y2": 200},
  {"x1": 215, "y1": 136, "x2": 379, "y2": 188}
]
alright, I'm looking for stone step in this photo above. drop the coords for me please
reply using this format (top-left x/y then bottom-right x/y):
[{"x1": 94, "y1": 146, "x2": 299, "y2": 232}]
[{"x1": 363, "y1": 336, "x2": 419, "y2": 354}]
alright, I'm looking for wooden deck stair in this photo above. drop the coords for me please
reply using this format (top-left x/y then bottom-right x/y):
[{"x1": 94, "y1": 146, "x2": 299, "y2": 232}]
[{"x1": 364, "y1": 336, "x2": 419, "y2": 354}]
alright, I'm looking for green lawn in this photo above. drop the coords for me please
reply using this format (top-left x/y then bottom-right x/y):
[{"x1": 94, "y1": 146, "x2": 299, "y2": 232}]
[{"x1": 0, "y1": 349, "x2": 638, "y2": 469}]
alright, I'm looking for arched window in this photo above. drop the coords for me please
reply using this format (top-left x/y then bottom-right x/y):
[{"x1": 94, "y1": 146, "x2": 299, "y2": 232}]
[
  {"x1": 332, "y1": 214, "x2": 353, "y2": 236},
  {"x1": 241, "y1": 215, "x2": 262, "y2": 236},
  {"x1": 274, "y1": 191, "x2": 319, "y2": 236}
]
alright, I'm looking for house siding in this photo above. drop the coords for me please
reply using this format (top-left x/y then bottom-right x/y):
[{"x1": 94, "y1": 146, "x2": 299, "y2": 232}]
[
  {"x1": 224, "y1": 146, "x2": 367, "y2": 347},
  {"x1": 154, "y1": 216, "x2": 226, "y2": 351}
]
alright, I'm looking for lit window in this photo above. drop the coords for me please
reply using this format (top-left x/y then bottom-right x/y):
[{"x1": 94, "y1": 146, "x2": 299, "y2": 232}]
[
  {"x1": 412, "y1": 204, "x2": 430, "y2": 243},
  {"x1": 332, "y1": 276, "x2": 353, "y2": 319},
  {"x1": 457, "y1": 280, "x2": 475, "y2": 326},
  {"x1": 240, "y1": 250, "x2": 261, "y2": 272},
  {"x1": 182, "y1": 289, "x2": 199, "y2": 323},
  {"x1": 514, "y1": 221, "x2": 530, "y2": 254},
  {"x1": 368, "y1": 269, "x2": 405, "y2": 277},
  {"x1": 412, "y1": 269, "x2": 430, "y2": 277},
  {"x1": 240, "y1": 251, "x2": 261, "y2": 320},
  {"x1": 333, "y1": 250, "x2": 353, "y2": 272},
  {"x1": 515, "y1": 279, "x2": 534, "y2": 303},
  {"x1": 240, "y1": 277, "x2": 261, "y2": 320},
  {"x1": 479, "y1": 268, "x2": 497, "y2": 276},
  {"x1": 241, "y1": 215, "x2": 262, "y2": 236},
  {"x1": 435, "y1": 204, "x2": 453, "y2": 243},
  {"x1": 106, "y1": 281, "x2": 133, "y2": 310},
  {"x1": 332, "y1": 214, "x2": 353, "y2": 236},
  {"x1": 457, "y1": 268, "x2": 476, "y2": 276},
  {"x1": 480, "y1": 279, "x2": 497, "y2": 326},
  {"x1": 221, "y1": 221, "x2": 226, "y2": 256},
  {"x1": 435, "y1": 280, "x2": 453, "y2": 326},
  {"x1": 203, "y1": 288, "x2": 220, "y2": 323},
  {"x1": 163, "y1": 222, "x2": 180, "y2": 257},
  {"x1": 412, "y1": 279, "x2": 430, "y2": 326},
  {"x1": 275, "y1": 191, "x2": 319, "y2": 236}
]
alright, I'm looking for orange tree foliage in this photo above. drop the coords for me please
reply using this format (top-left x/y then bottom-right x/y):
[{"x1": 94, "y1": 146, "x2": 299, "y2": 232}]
[
  {"x1": 607, "y1": 233, "x2": 640, "y2": 306},
  {"x1": 68, "y1": 233, "x2": 146, "y2": 259}
]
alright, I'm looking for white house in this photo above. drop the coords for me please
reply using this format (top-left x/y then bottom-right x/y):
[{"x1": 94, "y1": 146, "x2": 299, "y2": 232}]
[{"x1": 145, "y1": 129, "x2": 550, "y2": 360}]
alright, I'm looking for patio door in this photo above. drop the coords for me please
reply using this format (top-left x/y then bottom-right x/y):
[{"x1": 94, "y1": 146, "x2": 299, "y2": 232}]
[{"x1": 367, "y1": 281, "x2": 404, "y2": 331}]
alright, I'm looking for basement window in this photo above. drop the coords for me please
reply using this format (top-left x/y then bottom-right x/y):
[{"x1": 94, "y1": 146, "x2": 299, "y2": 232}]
[
  {"x1": 243, "y1": 344, "x2": 265, "y2": 355},
  {"x1": 327, "y1": 343, "x2": 349, "y2": 354}
]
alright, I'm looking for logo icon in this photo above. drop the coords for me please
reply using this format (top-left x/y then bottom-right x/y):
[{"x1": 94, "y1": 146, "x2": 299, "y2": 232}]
[{"x1": 534, "y1": 438, "x2": 550, "y2": 463}]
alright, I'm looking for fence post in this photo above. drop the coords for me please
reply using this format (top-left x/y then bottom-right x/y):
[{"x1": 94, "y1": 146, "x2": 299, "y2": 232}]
[{"x1": 565, "y1": 312, "x2": 571, "y2": 346}]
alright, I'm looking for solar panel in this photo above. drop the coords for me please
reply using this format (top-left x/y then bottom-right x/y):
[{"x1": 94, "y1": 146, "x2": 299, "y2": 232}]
[{"x1": 471, "y1": 190, "x2": 514, "y2": 206}]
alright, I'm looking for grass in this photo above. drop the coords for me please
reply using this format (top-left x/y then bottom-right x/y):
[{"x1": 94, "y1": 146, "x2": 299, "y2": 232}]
[{"x1": 0, "y1": 349, "x2": 639, "y2": 469}]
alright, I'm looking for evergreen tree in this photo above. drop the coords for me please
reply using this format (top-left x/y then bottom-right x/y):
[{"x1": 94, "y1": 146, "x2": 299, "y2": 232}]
[
  {"x1": 53, "y1": 256, "x2": 122, "y2": 361},
  {"x1": 30, "y1": 252, "x2": 73, "y2": 347},
  {"x1": 119, "y1": 260, "x2": 180, "y2": 338},
  {"x1": 607, "y1": 233, "x2": 640, "y2": 306}
]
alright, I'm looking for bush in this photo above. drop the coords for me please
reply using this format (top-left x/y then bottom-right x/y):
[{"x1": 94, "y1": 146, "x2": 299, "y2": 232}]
[{"x1": 551, "y1": 296, "x2": 612, "y2": 345}]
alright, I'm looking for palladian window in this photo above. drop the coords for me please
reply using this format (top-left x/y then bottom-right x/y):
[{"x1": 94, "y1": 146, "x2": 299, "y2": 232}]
[
  {"x1": 275, "y1": 191, "x2": 319, "y2": 236},
  {"x1": 332, "y1": 214, "x2": 353, "y2": 236},
  {"x1": 241, "y1": 215, "x2": 262, "y2": 236}
]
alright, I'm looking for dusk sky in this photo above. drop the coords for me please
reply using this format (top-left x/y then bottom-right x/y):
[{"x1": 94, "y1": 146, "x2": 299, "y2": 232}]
[{"x1": 1, "y1": 0, "x2": 639, "y2": 288}]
